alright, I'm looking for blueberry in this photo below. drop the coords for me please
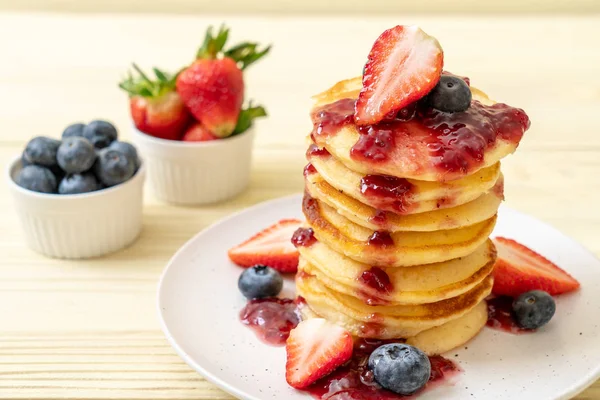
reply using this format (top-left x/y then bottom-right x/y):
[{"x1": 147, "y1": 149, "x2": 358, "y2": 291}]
[
  {"x1": 512, "y1": 290, "x2": 556, "y2": 329},
  {"x1": 16, "y1": 165, "x2": 57, "y2": 194},
  {"x1": 428, "y1": 75, "x2": 472, "y2": 113},
  {"x1": 57, "y1": 137, "x2": 96, "y2": 174},
  {"x1": 368, "y1": 343, "x2": 431, "y2": 395},
  {"x1": 21, "y1": 153, "x2": 32, "y2": 168},
  {"x1": 94, "y1": 148, "x2": 135, "y2": 187},
  {"x1": 62, "y1": 123, "x2": 86, "y2": 139},
  {"x1": 238, "y1": 265, "x2": 283, "y2": 299},
  {"x1": 83, "y1": 120, "x2": 118, "y2": 149},
  {"x1": 23, "y1": 137, "x2": 60, "y2": 167},
  {"x1": 109, "y1": 141, "x2": 140, "y2": 170},
  {"x1": 58, "y1": 173, "x2": 99, "y2": 195}
]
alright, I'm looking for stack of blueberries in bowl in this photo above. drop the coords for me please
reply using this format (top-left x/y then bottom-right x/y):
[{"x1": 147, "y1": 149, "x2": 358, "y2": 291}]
[{"x1": 17, "y1": 120, "x2": 140, "y2": 194}]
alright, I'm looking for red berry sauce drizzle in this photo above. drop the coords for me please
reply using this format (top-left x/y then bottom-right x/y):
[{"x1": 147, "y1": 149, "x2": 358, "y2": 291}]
[
  {"x1": 291, "y1": 227, "x2": 317, "y2": 248},
  {"x1": 360, "y1": 174, "x2": 415, "y2": 213},
  {"x1": 302, "y1": 193, "x2": 322, "y2": 224},
  {"x1": 306, "y1": 143, "x2": 331, "y2": 158},
  {"x1": 367, "y1": 231, "x2": 394, "y2": 248},
  {"x1": 303, "y1": 338, "x2": 460, "y2": 399},
  {"x1": 310, "y1": 93, "x2": 530, "y2": 176},
  {"x1": 303, "y1": 163, "x2": 317, "y2": 177},
  {"x1": 239, "y1": 298, "x2": 302, "y2": 346},
  {"x1": 486, "y1": 296, "x2": 532, "y2": 334},
  {"x1": 368, "y1": 210, "x2": 388, "y2": 227},
  {"x1": 310, "y1": 98, "x2": 356, "y2": 143},
  {"x1": 358, "y1": 267, "x2": 393, "y2": 306}
]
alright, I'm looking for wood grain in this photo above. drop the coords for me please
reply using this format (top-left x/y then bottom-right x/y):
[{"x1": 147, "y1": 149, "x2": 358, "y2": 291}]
[
  {"x1": 0, "y1": 0, "x2": 599, "y2": 14},
  {"x1": 0, "y1": 12, "x2": 598, "y2": 400}
]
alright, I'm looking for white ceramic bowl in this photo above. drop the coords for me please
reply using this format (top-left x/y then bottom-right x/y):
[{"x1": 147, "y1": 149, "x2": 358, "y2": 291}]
[
  {"x1": 132, "y1": 127, "x2": 254, "y2": 205},
  {"x1": 7, "y1": 157, "x2": 145, "y2": 259}
]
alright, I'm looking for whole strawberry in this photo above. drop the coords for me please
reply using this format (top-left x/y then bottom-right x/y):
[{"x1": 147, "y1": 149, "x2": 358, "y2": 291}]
[
  {"x1": 176, "y1": 25, "x2": 270, "y2": 138},
  {"x1": 119, "y1": 65, "x2": 191, "y2": 141}
]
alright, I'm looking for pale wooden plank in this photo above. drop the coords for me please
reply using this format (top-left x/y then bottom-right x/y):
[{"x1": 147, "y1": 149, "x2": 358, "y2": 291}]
[{"x1": 0, "y1": 0, "x2": 598, "y2": 15}]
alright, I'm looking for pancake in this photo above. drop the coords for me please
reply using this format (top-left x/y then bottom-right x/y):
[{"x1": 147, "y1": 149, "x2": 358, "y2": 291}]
[
  {"x1": 307, "y1": 147, "x2": 502, "y2": 215},
  {"x1": 300, "y1": 299, "x2": 488, "y2": 356},
  {"x1": 303, "y1": 194, "x2": 496, "y2": 266},
  {"x1": 296, "y1": 272, "x2": 493, "y2": 339},
  {"x1": 310, "y1": 77, "x2": 530, "y2": 182},
  {"x1": 305, "y1": 169, "x2": 503, "y2": 232},
  {"x1": 297, "y1": 239, "x2": 496, "y2": 305},
  {"x1": 405, "y1": 300, "x2": 488, "y2": 355}
]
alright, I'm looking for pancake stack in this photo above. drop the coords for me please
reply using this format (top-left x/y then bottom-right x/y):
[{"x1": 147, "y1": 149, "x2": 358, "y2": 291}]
[{"x1": 293, "y1": 77, "x2": 530, "y2": 355}]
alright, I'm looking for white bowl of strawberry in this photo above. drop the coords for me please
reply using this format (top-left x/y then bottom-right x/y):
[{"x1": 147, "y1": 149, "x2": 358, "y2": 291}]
[{"x1": 121, "y1": 26, "x2": 270, "y2": 205}]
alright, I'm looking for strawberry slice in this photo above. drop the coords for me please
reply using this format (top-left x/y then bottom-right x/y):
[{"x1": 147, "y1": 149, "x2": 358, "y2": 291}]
[
  {"x1": 355, "y1": 25, "x2": 444, "y2": 125},
  {"x1": 492, "y1": 237, "x2": 580, "y2": 297},
  {"x1": 228, "y1": 219, "x2": 302, "y2": 273},
  {"x1": 285, "y1": 318, "x2": 353, "y2": 389}
]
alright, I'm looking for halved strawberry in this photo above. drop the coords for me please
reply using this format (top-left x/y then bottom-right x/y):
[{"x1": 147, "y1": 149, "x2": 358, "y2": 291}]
[
  {"x1": 492, "y1": 237, "x2": 580, "y2": 297},
  {"x1": 119, "y1": 64, "x2": 191, "y2": 140},
  {"x1": 182, "y1": 122, "x2": 219, "y2": 142},
  {"x1": 355, "y1": 25, "x2": 444, "y2": 125},
  {"x1": 285, "y1": 318, "x2": 353, "y2": 389},
  {"x1": 228, "y1": 219, "x2": 302, "y2": 273}
]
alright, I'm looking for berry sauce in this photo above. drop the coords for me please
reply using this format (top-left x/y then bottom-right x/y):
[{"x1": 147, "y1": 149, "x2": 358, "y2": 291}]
[
  {"x1": 303, "y1": 163, "x2": 317, "y2": 177},
  {"x1": 367, "y1": 231, "x2": 394, "y2": 248},
  {"x1": 292, "y1": 227, "x2": 317, "y2": 248},
  {"x1": 302, "y1": 338, "x2": 460, "y2": 399},
  {"x1": 310, "y1": 97, "x2": 530, "y2": 176},
  {"x1": 302, "y1": 193, "x2": 321, "y2": 224},
  {"x1": 306, "y1": 144, "x2": 331, "y2": 158},
  {"x1": 486, "y1": 296, "x2": 532, "y2": 334},
  {"x1": 359, "y1": 314, "x2": 386, "y2": 337},
  {"x1": 369, "y1": 210, "x2": 389, "y2": 227},
  {"x1": 240, "y1": 298, "x2": 302, "y2": 346},
  {"x1": 310, "y1": 98, "x2": 356, "y2": 142},
  {"x1": 360, "y1": 174, "x2": 415, "y2": 213},
  {"x1": 358, "y1": 267, "x2": 393, "y2": 306},
  {"x1": 360, "y1": 267, "x2": 393, "y2": 294}
]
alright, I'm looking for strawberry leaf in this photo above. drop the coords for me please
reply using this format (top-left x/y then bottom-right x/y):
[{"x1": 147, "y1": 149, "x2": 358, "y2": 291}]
[
  {"x1": 195, "y1": 24, "x2": 271, "y2": 69},
  {"x1": 233, "y1": 104, "x2": 267, "y2": 135},
  {"x1": 118, "y1": 64, "x2": 177, "y2": 98},
  {"x1": 153, "y1": 68, "x2": 169, "y2": 83},
  {"x1": 225, "y1": 43, "x2": 271, "y2": 70},
  {"x1": 197, "y1": 25, "x2": 230, "y2": 59}
]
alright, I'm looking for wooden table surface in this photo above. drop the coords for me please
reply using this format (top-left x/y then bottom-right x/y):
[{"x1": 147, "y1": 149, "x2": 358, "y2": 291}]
[{"x1": 0, "y1": 11, "x2": 598, "y2": 400}]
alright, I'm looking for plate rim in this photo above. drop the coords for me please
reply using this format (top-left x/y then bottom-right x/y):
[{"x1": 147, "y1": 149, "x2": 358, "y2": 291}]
[
  {"x1": 157, "y1": 193, "x2": 600, "y2": 400},
  {"x1": 157, "y1": 194, "x2": 302, "y2": 400}
]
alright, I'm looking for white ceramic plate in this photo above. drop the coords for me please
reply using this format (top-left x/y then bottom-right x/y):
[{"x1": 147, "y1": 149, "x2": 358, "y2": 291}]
[{"x1": 158, "y1": 194, "x2": 600, "y2": 400}]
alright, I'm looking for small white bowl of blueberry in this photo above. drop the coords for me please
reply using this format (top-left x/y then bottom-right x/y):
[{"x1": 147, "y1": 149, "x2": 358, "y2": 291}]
[{"x1": 7, "y1": 120, "x2": 146, "y2": 259}]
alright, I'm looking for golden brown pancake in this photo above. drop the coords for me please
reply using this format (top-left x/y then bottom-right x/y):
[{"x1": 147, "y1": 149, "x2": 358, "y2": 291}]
[
  {"x1": 405, "y1": 300, "x2": 488, "y2": 355},
  {"x1": 300, "y1": 299, "x2": 488, "y2": 356},
  {"x1": 303, "y1": 194, "x2": 496, "y2": 266},
  {"x1": 297, "y1": 239, "x2": 496, "y2": 305},
  {"x1": 305, "y1": 169, "x2": 503, "y2": 232},
  {"x1": 310, "y1": 77, "x2": 529, "y2": 182},
  {"x1": 296, "y1": 272, "x2": 493, "y2": 339},
  {"x1": 307, "y1": 148, "x2": 502, "y2": 215}
]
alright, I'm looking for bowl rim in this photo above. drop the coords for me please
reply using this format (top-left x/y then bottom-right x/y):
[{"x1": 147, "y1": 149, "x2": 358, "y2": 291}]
[
  {"x1": 6, "y1": 155, "x2": 146, "y2": 200},
  {"x1": 130, "y1": 125, "x2": 254, "y2": 148}
]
